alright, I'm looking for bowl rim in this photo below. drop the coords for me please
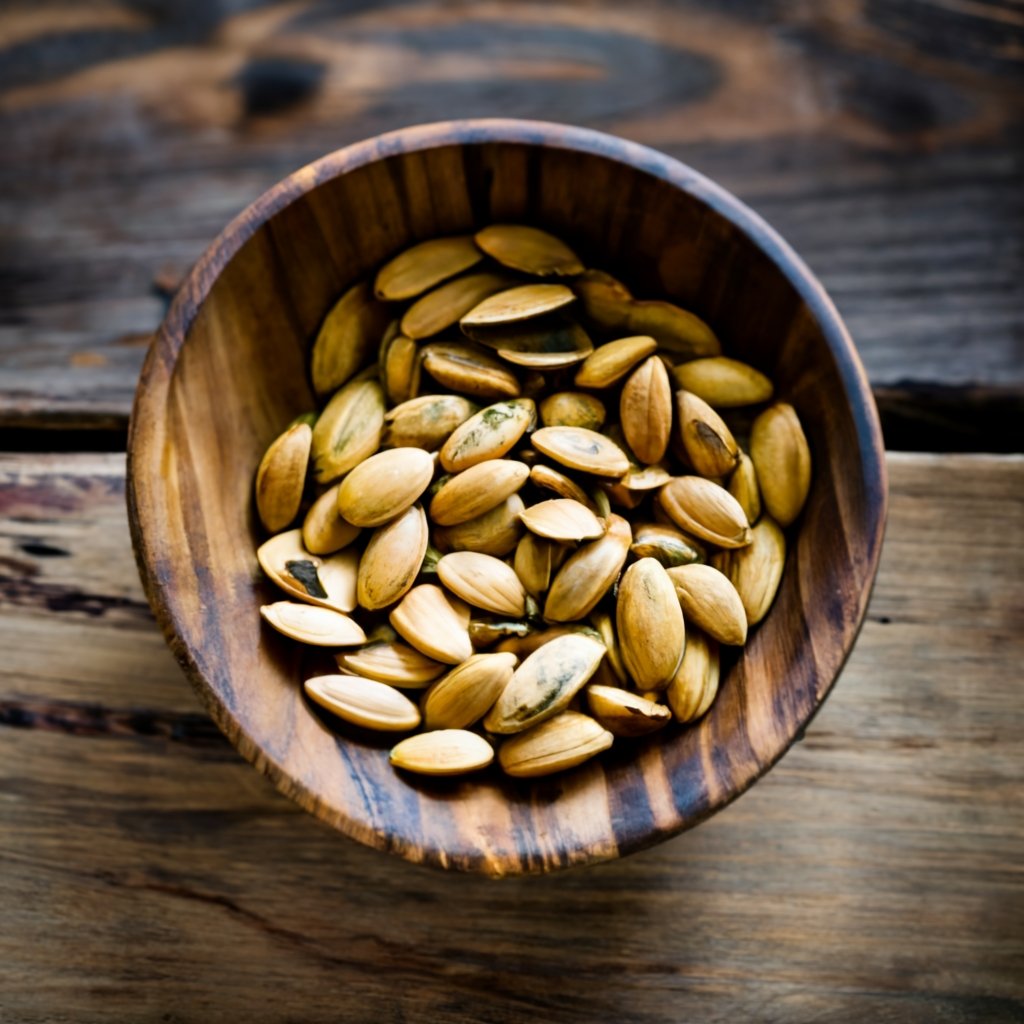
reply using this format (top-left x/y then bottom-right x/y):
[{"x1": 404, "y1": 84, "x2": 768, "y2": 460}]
[{"x1": 128, "y1": 118, "x2": 888, "y2": 873}]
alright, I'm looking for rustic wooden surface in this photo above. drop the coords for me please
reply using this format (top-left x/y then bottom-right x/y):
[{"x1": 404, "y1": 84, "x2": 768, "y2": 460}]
[
  {"x1": 1, "y1": 452, "x2": 1022, "y2": 1021},
  {"x1": 1, "y1": 0, "x2": 1022, "y2": 438}
]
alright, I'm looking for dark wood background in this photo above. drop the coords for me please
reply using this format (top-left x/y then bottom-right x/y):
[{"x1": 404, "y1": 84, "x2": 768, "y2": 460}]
[{"x1": 1, "y1": 2, "x2": 1022, "y2": 1021}]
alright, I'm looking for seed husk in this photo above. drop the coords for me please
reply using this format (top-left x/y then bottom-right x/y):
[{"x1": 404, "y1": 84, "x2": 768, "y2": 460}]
[
  {"x1": 539, "y1": 391, "x2": 606, "y2": 431},
  {"x1": 617, "y1": 558, "x2": 685, "y2": 690},
  {"x1": 257, "y1": 530, "x2": 359, "y2": 613},
  {"x1": 421, "y1": 342, "x2": 521, "y2": 400},
  {"x1": 728, "y1": 452, "x2": 761, "y2": 524},
  {"x1": 675, "y1": 389, "x2": 740, "y2": 478},
  {"x1": 461, "y1": 283, "x2": 576, "y2": 328},
  {"x1": 469, "y1": 619, "x2": 534, "y2": 648},
  {"x1": 305, "y1": 674, "x2": 421, "y2": 731},
  {"x1": 260, "y1": 602, "x2": 366, "y2": 647},
  {"x1": 439, "y1": 398, "x2": 536, "y2": 472},
  {"x1": 531, "y1": 426, "x2": 630, "y2": 477},
  {"x1": 336, "y1": 447, "x2": 435, "y2": 527},
  {"x1": 434, "y1": 493, "x2": 525, "y2": 557},
  {"x1": 498, "y1": 711, "x2": 613, "y2": 777},
  {"x1": 544, "y1": 514, "x2": 631, "y2": 622},
  {"x1": 513, "y1": 532, "x2": 562, "y2": 598},
  {"x1": 589, "y1": 609, "x2": 628, "y2": 685},
  {"x1": 401, "y1": 271, "x2": 516, "y2": 339},
  {"x1": 585, "y1": 684, "x2": 672, "y2": 738},
  {"x1": 474, "y1": 224, "x2": 584, "y2": 277},
  {"x1": 422, "y1": 652, "x2": 518, "y2": 729},
  {"x1": 356, "y1": 504, "x2": 429, "y2": 610},
  {"x1": 713, "y1": 516, "x2": 786, "y2": 626},
  {"x1": 629, "y1": 522, "x2": 706, "y2": 568},
  {"x1": 484, "y1": 633, "x2": 607, "y2": 734},
  {"x1": 382, "y1": 394, "x2": 479, "y2": 451},
  {"x1": 302, "y1": 484, "x2": 361, "y2": 556},
  {"x1": 381, "y1": 331, "x2": 422, "y2": 406},
  {"x1": 666, "y1": 563, "x2": 748, "y2": 646},
  {"x1": 311, "y1": 281, "x2": 391, "y2": 396},
  {"x1": 389, "y1": 584, "x2": 474, "y2": 664},
  {"x1": 667, "y1": 630, "x2": 719, "y2": 723},
  {"x1": 374, "y1": 236, "x2": 483, "y2": 301},
  {"x1": 255, "y1": 421, "x2": 312, "y2": 533},
  {"x1": 529, "y1": 464, "x2": 596, "y2": 509},
  {"x1": 336, "y1": 640, "x2": 444, "y2": 688},
  {"x1": 390, "y1": 729, "x2": 495, "y2": 775},
  {"x1": 573, "y1": 334, "x2": 658, "y2": 389},
  {"x1": 749, "y1": 402, "x2": 811, "y2": 527},
  {"x1": 436, "y1": 551, "x2": 527, "y2": 616},
  {"x1": 520, "y1": 498, "x2": 605, "y2": 542},
  {"x1": 311, "y1": 377, "x2": 385, "y2": 484},
  {"x1": 620, "y1": 355, "x2": 672, "y2": 465},
  {"x1": 672, "y1": 356, "x2": 773, "y2": 408},
  {"x1": 658, "y1": 476, "x2": 752, "y2": 549},
  {"x1": 429, "y1": 460, "x2": 530, "y2": 526},
  {"x1": 465, "y1": 314, "x2": 593, "y2": 370}
]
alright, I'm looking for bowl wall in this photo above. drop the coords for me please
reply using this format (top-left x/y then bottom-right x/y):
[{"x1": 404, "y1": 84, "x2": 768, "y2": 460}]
[{"x1": 129, "y1": 120, "x2": 886, "y2": 875}]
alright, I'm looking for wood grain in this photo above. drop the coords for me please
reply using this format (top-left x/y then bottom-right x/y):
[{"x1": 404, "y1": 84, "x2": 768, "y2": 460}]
[
  {"x1": 125, "y1": 120, "x2": 886, "y2": 874},
  {"x1": 1, "y1": 0, "x2": 1022, "y2": 431},
  {"x1": 1, "y1": 452, "x2": 1022, "y2": 1022}
]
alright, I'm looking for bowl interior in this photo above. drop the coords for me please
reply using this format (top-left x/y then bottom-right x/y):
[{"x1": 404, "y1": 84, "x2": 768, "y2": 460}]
[{"x1": 129, "y1": 123, "x2": 885, "y2": 875}]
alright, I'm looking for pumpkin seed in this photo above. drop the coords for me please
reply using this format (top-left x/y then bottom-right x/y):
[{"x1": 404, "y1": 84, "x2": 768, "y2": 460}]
[
  {"x1": 433, "y1": 493, "x2": 526, "y2": 558},
  {"x1": 401, "y1": 271, "x2": 516, "y2": 339},
  {"x1": 302, "y1": 484, "x2": 361, "y2": 556},
  {"x1": 749, "y1": 402, "x2": 811, "y2": 527},
  {"x1": 544, "y1": 514, "x2": 631, "y2": 622},
  {"x1": 539, "y1": 391, "x2": 606, "y2": 431},
  {"x1": 421, "y1": 342, "x2": 521, "y2": 400},
  {"x1": 439, "y1": 398, "x2": 536, "y2": 472},
  {"x1": 375, "y1": 236, "x2": 483, "y2": 300},
  {"x1": 465, "y1": 315, "x2": 593, "y2": 369},
  {"x1": 310, "y1": 281, "x2": 390, "y2": 397},
  {"x1": 257, "y1": 530, "x2": 359, "y2": 613},
  {"x1": 336, "y1": 447, "x2": 434, "y2": 527},
  {"x1": 585, "y1": 684, "x2": 672, "y2": 737},
  {"x1": 311, "y1": 377, "x2": 385, "y2": 484},
  {"x1": 255, "y1": 421, "x2": 311, "y2": 533},
  {"x1": 461, "y1": 283, "x2": 576, "y2": 328},
  {"x1": 436, "y1": 551, "x2": 527, "y2": 616},
  {"x1": 630, "y1": 522, "x2": 705, "y2": 568},
  {"x1": 672, "y1": 356, "x2": 773, "y2": 408},
  {"x1": 429, "y1": 460, "x2": 530, "y2": 526},
  {"x1": 498, "y1": 711, "x2": 613, "y2": 777},
  {"x1": 513, "y1": 531, "x2": 562, "y2": 598},
  {"x1": 712, "y1": 516, "x2": 786, "y2": 626},
  {"x1": 667, "y1": 563, "x2": 747, "y2": 646},
  {"x1": 618, "y1": 355, "x2": 672, "y2": 466},
  {"x1": 389, "y1": 584, "x2": 474, "y2": 664},
  {"x1": 728, "y1": 452, "x2": 761, "y2": 524},
  {"x1": 658, "y1": 476, "x2": 752, "y2": 549},
  {"x1": 676, "y1": 390, "x2": 740, "y2": 478},
  {"x1": 484, "y1": 633, "x2": 606, "y2": 734},
  {"x1": 666, "y1": 630, "x2": 719, "y2": 723},
  {"x1": 474, "y1": 224, "x2": 584, "y2": 277},
  {"x1": 422, "y1": 652, "x2": 518, "y2": 730},
  {"x1": 336, "y1": 640, "x2": 444, "y2": 688},
  {"x1": 381, "y1": 331, "x2": 421, "y2": 406},
  {"x1": 573, "y1": 334, "x2": 658, "y2": 389},
  {"x1": 468, "y1": 618, "x2": 534, "y2": 647},
  {"x1": 530, "y1": 426, "x2": 630, "y2": 477},
  {"x1": 617, "y1": 558, "x2": 685, "y2": 690},
  {"x1": 390, "y1": 729, "x2": 495, "y2": 775},
  {"x1": 382, "y1": 394, "x2": 479, "y2": 451},
  {"x1": 260, "y1": 602, "x2": 366, "y2": 647},
  {"x1": 356, "y1": 504, "x2": 429, "y2": 610},
  {"x1": 520, "y1": 498, "x2": 605, "y2": 542},
  {"x1": 529, "y1": 464, "x2": 595, "y2": 509},
  {"x1": 305, "y1": 674, "x2": 420, "y2": 731}
]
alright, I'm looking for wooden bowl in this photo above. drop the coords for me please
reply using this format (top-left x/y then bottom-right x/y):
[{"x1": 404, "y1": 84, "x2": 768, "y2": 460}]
[{"x1": 128, "y1": 119, "x2": 886, "y2": 876}]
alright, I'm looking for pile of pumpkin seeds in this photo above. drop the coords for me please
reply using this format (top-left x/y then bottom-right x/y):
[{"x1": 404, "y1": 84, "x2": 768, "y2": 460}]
[{"x1": 254, "y1": 225, "x2": 811, "y2": 778}]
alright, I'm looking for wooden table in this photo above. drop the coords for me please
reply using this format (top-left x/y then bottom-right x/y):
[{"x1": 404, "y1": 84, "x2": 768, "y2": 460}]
[{"x1": 1, "y1": 3, "x2": 1022, "y2": 1021}]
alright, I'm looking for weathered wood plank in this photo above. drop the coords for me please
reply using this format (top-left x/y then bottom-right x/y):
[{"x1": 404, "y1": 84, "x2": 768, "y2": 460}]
[
  {"x1": 0, "y1": 1, "x2": 1021, "y2": 430},
  {"x1": 0, "y1": 452, "x2": 1021, "y2": 1021}
]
